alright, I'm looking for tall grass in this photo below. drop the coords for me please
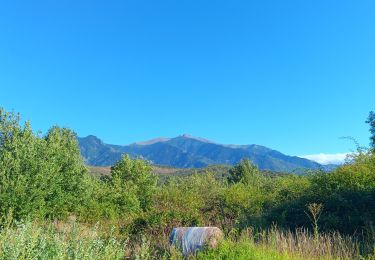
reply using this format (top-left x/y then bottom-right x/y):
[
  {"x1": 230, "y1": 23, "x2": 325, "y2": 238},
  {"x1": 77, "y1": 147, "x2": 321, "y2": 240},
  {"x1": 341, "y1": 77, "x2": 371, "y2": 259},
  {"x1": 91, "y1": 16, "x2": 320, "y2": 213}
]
[
  {"x1": 0, "y1": 220, "x2": 373, "y2": 259},
  {"x1": 196, "y1": 228, "x2": 374, "y2": 260},
  {"x1": 254, "y1": 228, "x2": 361, "y2": 259},
  {"x1": 0, "y1": 220, "x2": 126, "y2": 260}
]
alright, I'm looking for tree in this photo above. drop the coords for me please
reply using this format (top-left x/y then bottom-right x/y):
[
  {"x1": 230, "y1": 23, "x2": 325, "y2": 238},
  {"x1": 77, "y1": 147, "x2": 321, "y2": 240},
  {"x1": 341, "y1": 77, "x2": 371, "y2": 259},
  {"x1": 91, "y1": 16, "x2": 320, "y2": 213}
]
[
  {"x1": 0, "y1": 108, "x2": 89, "y2": 220},
  {"x1": 366, "y1": 111, "x2": 375, "y2": 151},
  {"x1": 111, "y1": 155, "x2": 157, "y2": 212},
  {"x1": 228, "y1": 159, "x2": 262, "y2": 186},
  {"x1": 43, "y1": 126, "x2": 88, "y2": 218},
  {"x1": 0, "y1": 109, "x2": 46, "y2": 219}
]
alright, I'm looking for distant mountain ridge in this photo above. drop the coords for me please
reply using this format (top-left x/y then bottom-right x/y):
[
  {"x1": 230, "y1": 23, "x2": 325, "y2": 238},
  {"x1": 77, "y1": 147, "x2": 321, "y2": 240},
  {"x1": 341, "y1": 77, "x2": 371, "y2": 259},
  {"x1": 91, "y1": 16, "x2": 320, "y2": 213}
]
[{"x1": 78, "y1": 134, "x2": 327, "y2": 173}]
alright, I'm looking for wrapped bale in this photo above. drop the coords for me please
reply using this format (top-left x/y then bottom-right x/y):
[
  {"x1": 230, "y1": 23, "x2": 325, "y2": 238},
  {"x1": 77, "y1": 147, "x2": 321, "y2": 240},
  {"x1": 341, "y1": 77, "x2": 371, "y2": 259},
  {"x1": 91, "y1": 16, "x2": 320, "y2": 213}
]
[{"x1": 170, "y1": 227, "x2": 223, "y2": 256}]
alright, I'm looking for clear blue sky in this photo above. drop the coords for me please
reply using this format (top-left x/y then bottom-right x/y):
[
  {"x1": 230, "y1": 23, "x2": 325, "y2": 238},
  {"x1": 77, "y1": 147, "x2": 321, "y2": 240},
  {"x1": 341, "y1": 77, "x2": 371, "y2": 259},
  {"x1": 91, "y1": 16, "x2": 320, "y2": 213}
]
[{"x1": 0, "y1": 0, "x2": 374, "y2": 157}]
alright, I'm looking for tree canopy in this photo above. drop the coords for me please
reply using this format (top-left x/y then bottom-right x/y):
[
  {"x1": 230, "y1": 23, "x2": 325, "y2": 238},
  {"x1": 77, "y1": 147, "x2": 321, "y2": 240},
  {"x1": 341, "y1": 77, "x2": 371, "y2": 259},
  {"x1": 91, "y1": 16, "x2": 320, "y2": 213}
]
[{"x1": 367, "y1": 111, "x2": 375, "y2": 151}]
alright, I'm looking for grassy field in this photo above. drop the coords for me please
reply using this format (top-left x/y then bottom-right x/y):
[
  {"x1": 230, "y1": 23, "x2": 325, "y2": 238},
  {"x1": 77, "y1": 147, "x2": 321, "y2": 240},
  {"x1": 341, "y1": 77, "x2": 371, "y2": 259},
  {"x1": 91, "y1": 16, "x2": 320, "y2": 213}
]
[{"x1": 0, "y1": 220, "x2": 372, "y2": 260}]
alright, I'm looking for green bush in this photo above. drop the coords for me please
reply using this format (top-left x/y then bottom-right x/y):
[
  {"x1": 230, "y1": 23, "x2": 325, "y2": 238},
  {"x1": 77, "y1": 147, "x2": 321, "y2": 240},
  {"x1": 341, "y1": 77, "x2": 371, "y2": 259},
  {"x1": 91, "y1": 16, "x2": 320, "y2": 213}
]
[
  {"x1": 0, "y1": 109, "x2": 88, "y2": 220},
  {"x1": 111, "y1": 155, "x2": 157, "y2": 212},
  {"x1": 265, "y1": 153, "x2": 375, "y2": 234},
  {"x1": 148, "y1": 173, "x2": 223, "y2": 233}
]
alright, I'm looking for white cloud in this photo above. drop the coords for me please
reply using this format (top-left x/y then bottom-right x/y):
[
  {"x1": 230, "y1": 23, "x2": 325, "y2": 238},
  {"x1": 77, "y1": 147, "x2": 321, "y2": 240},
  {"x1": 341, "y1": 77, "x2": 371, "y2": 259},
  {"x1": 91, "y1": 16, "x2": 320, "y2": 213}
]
[{"x1": 299, "y1": 153, "x2": 350, "y2": 165}]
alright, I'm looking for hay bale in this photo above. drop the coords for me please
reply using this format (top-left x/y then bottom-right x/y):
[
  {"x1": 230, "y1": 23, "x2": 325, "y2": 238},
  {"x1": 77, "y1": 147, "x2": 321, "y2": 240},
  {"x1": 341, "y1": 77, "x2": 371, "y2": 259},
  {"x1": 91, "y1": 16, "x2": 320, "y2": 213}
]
[{"x1": 170, "y1": 227, "x2": 223, "y2": 256}]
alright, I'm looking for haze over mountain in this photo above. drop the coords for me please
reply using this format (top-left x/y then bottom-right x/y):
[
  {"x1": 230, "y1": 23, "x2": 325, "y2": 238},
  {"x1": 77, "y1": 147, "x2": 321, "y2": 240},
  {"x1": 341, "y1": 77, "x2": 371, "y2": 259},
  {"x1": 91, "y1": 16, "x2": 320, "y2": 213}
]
[{"x1": 78, "y1": 134, "x2": 327, "y2": 173}]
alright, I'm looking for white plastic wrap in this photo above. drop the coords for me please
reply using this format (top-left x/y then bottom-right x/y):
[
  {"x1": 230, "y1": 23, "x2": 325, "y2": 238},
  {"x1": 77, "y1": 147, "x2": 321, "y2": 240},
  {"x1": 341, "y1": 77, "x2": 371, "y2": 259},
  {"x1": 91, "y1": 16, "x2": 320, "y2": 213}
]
[{"x1": 170, "y1": 227, "x2": 223, "y2": 256}]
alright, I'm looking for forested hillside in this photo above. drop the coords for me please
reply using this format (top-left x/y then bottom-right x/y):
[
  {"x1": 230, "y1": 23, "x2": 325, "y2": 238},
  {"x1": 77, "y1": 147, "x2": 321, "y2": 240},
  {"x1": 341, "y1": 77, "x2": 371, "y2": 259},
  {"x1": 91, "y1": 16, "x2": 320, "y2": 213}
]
[{"x1": 78, "y1": 134, "x2": 324, "y2": 172}]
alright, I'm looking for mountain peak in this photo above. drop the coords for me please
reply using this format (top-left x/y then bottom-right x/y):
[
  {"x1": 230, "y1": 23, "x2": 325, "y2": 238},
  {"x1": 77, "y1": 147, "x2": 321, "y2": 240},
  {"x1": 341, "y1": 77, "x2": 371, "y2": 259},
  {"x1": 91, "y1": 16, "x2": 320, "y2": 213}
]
[
  {"x1": 180, "y1": 133, "x2": 194, "y2": 138},
  {"x1": 82, "y1": 135, "x2": 103, "y2": 143},
  {"x1": 177, "y1": 134, "x2": 215, "y2": 144},
  {"x1": 134, "y1": 137, "x2": 171, "y2": 146},
  {"x1": 78, "y1": 134, "x2": 326, "y2": 172}
]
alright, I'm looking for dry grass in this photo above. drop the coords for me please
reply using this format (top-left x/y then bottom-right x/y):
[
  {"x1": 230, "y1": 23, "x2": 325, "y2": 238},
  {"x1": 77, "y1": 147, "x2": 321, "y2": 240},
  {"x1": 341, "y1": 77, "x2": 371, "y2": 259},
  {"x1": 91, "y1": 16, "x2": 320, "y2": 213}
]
[
  {"x1": 246, "y1": 227, "x2": 366, "y2": 260},
  {"x1": 195, "y1": 227, "x2": 375, "y2": 259},
  {"x1": 0, "y1": 219, "x2": 373, "y2": 259}
]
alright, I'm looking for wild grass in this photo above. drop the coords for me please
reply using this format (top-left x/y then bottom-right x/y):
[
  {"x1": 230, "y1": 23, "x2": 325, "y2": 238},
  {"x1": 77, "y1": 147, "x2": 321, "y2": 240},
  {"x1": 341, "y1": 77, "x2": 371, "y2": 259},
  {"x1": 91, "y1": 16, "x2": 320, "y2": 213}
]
[
  {"x1": 0, "y1": 220, "x2": 126, "y2": 260},
  {"x1": 0, "y1": 220, "x2": 373, "y2": 259},
  {"x1": 195, "y1": 228, "x2": 375, "y2": 260}
]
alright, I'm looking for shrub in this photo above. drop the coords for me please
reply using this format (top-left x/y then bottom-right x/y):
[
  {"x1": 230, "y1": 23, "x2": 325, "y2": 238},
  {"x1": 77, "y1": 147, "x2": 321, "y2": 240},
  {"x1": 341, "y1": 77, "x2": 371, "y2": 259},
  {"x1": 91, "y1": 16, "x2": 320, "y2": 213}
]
[
  {"x1": 111, "y1": 155, "x2": 157, "y2": 212},
  {"x1": 0, "y1": 109, "x2": 88, "y2": 220}
]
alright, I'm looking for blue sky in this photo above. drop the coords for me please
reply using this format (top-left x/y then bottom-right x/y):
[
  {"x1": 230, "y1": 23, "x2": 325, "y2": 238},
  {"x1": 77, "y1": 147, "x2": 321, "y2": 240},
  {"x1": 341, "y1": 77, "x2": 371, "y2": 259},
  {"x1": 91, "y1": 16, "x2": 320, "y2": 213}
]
[{"x1": 0, "y1": 1, "x2": 374, "y2": 161}]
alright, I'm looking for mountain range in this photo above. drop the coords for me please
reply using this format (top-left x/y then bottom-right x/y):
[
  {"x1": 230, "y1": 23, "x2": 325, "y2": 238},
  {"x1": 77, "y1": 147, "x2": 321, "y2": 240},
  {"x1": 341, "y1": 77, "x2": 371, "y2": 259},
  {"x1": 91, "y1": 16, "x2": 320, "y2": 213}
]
[{"x1": 78, "y1": 134, "x2": 329, "y2": 173}]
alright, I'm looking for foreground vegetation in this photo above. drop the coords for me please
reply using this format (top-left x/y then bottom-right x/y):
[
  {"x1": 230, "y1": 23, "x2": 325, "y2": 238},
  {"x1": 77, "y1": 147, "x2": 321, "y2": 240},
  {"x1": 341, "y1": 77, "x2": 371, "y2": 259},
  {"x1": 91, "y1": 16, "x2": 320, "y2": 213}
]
[
  {"x1": 0, "y1": 220, "x2": 371, "y2": 259},
  {"x1": 0, "y1": 108, "x2": 375, "y2": 259}
]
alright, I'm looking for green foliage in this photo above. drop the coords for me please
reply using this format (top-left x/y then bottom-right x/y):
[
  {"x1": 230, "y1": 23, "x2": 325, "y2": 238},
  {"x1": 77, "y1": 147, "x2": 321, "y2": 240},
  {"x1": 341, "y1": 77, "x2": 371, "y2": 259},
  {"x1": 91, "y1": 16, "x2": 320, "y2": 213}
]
[
  {"x1": 0, "y1": 108, "x2": 160, "y2": 223},
  {"x1": 367, "y1": 111, "x2": 375, "y2": 151},
  {"x1": 272, "y1": 174, "x2": 311, "y2": 203},
  {"x1": 147, "y1": 173, "x2": 223, "y2": 234},
  {"x1": 310, "y1": 153, "x2": 375, "y2": 234},
  {"x1": 78, "y1": 155, "x2": 159, "y2": 222},
  {"x1": 266, "y1": 153, "x2": 375, "y2": 235},
  {"x1": 228, "y1": 159, "x2": 263, "y2": 186},
  {"x1": 220, "y1": 184, "x2": 252, "y2": 223},
  {"x1": 111, "y1": 155, "x2": 157, "y2": 212},
  {"x1": 43, "y1": 126, "x2": 88, "y2": 218},
  {"x1": 0, "y1": 109, "x2": 88, "y2": 220}
]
